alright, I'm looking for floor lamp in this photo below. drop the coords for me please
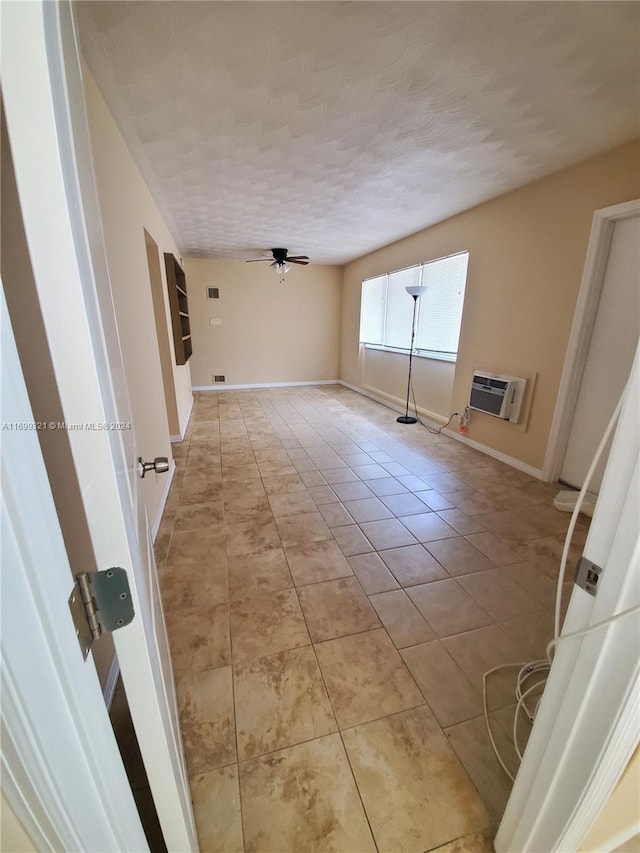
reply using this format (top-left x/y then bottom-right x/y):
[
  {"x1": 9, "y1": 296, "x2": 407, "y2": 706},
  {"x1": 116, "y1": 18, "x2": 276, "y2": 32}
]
[{"x1": 397, "y1": 285, "x2": 428, "y2": 424}]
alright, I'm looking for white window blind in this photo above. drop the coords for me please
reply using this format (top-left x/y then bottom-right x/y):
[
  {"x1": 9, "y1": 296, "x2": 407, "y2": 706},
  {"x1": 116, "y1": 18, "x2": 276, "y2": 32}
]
[{"x1": 360, "y1": 251, "x2": 469, "y2": 357}]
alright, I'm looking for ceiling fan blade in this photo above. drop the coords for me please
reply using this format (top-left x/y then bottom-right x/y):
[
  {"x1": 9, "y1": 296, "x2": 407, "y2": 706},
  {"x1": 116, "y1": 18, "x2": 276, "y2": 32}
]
[
  {"x1": 287, "y1": 255, "x2": 309, "y2": 261},
  {"x1": 289, "y1": 258, "x2": 309, "y2": 265},
  {"x1": 246, "y1": 258, "x2": 272, "y2": 262}
]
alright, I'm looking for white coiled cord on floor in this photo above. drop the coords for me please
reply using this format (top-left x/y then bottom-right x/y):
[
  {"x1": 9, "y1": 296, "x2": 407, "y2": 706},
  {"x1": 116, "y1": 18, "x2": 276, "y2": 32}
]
[{"x1": 483, "y1": 380, "x2": 639, "y2": 781}]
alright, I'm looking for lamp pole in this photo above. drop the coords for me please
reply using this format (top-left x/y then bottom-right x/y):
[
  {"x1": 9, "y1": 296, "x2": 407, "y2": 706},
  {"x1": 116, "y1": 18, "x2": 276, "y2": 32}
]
[{"x1": 397, "y1": 285, "x2": 427, "y2": 425}]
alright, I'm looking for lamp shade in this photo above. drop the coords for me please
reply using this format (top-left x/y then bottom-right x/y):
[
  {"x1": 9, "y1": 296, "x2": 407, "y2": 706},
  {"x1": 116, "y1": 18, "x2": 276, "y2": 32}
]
[{"x1": 406, "y1": 285, "x2": 428, "y2": 298}]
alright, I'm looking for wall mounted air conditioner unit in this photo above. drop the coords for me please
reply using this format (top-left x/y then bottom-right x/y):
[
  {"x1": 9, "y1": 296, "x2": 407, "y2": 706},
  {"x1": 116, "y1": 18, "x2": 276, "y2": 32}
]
[{"x1": 469, "y1": 371, "x2": 526, "y2": 423}]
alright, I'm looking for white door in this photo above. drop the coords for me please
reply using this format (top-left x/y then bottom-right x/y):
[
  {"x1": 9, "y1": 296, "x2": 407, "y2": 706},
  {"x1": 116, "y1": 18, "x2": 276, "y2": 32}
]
[
  {"x1": 1, "y1": 3, "x2": 197, "y2": 850},
  {"x1": 560, "y1": 214, "x2": 640, "y2": 491}
]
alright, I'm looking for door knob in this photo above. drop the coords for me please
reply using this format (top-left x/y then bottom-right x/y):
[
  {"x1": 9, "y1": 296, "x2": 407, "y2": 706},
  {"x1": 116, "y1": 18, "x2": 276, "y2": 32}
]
[{"x1": 137, "y1": 456, "x2": 170, "y2": 479}]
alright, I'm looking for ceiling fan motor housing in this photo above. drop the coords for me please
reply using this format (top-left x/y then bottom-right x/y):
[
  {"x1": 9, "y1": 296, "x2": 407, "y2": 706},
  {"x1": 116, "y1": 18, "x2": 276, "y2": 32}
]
[{"x1": 271, "y1": 248, "x2": 288, "y2": 263}]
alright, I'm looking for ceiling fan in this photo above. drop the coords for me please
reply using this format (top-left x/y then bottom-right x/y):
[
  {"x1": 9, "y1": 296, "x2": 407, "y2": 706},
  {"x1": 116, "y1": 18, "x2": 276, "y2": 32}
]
[{"x1": 246, "y1": 247, "x2": 310, "y2": 274}]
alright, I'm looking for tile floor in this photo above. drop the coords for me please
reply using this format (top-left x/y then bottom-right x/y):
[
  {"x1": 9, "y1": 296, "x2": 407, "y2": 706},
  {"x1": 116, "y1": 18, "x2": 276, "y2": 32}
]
[{"x1": 154, "y1": 385, "x2": 586, "y2": 853}]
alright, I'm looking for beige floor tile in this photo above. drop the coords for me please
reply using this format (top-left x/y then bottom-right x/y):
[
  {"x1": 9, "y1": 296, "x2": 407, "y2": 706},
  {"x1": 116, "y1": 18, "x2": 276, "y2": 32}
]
[
  {"x1": 473, "y1": 508, "x2": 550, "y2": 545},
  {"x1": 343, "y1": 497, "x2": 394, "y2": 522},
  {"x1": 224, "y1": 518, "x2": 281, "y2": 557},
  {"x1": 499, "y1": 610, "x2": 554, "y2": 661},
  {"x1": 369, "y1": 590, "x2": 434, "y2": 648},
  {"x1": 298, "y1": 577, "x2": 381, "y2": 641},
  {"x1": 348, "y1": 552, "x2": 400, "y2": 594},
  {"x1": 400, "y1": 640, "x2": 484, "y2": 727},
  {"x1": 502, "y1": 561, "x2": 559, "y2": 608},
  {"x1": 227, "y1": 548, "x2": 293, "y2": 599},
  {"x1": 285, "y1": 539, "x2": 353, "y2": 586},
  {"x1": 343, "y1": 706, "x2": 488, "y2": 853},
  {"x1": 398, "y1": 513, "x2": 459, "y2": 543},
  {"x1": 307, "y1": 484, "x2": 339, "y2": 504},
  {"x1": 446, "y1": 488, "x2": 501, "y2": 516},
  {"x1": 234, "y1": 646, "x2": 337, "y2": 760},
  {"x1": 317, "y1": 501, "x2": 354, "y2": 527},
  {"x1": 359, "y1": 518, "x2": 418, "y2": 550},
  {"x1": 331, "y1": 524, "x2": 374, "y2": 556},
  {"x1": 267, "y1": 490, "x2": 317, "y2": 517},
  {"x1": 230, "y1": 588, "x2": 310, "y2": 663},
  {"x1": 415, "y1": 489, "x2": 456, "y2": 511},
  {"x1": 160, "y1": 559, "x2": 228, "y2": 610},
  {"x1": 351, "y1": 463, "x2": 388, "y2": 480},
  {"x1": 397, "y1": 473, "x2": 431, "y2": 491},
  {"x1": 436, "y1": 508, "x2": 487, "y2": 535},
  {"x1": 331, "y1": 480, "x2": 375, "y2": 501},
  {"x1": 299, "y1": 469, "x2": 330, "y2": 487},
  {"x1": 274, "y1": 511, "x2": 333, "y2": 546},
  {"x1": 464, "y1": 532, "x2": 523, "y2": 566},
  {"x1": 509, "y1": 534, "x2": 584, "y2": 579},
  {"x1": 444, "y1": 715, "x2": 514, "y2": 827},
  {"x1": 239, "y1": 734, "x2": 376, "y2": 853},
  {"x1": 407, "y1": 579, "x2": 493, "y2": 638},
  {"x1": 180, "y1": 476, "x2": 224, "y2": 505},
  {"x1": 426, "y1": 537, "x2": 495, "y2": 576},
  {"x1": 223, "y1": 495, "x2": 271, "y2": 527},
  {"x1": 379, "y1": 492, "x2": 429, "y2": 516},
  {"x1": 315, "y1": 629, "x2": 423, "y2": 728},
  {"x1": 166, "y1": 601, "x2": 230, "y2": 673},
  {"x1": 441, "y1": 625, "x2": 518, "y2": 706},
  {"x1": 177, "y1": 666, "x2": 236, "y2": 776},
  {"x1": 457, "y1": 569, "x2": 542, "y2": 622},
  {"x1": 427, "y1": 830, "x2": 495, "y2": 853},
  {"x1": 366, "y1": 476, "x2": 410, "y2": 497},
  {"x1": 321, "y1": 467, "x2": 361, "y2": 484},
  {"x1": 421, "y1": 473, "x2": 467, "y2": 493},
  {"x1": 173, "y1": 500, "x2": 224, "y2": 532},
  {"x1": 223, "y1": 462, "x2": 262, "y2": 481},
  {"x1": 165, "y1": 529, "x2": 225, "y2": 568},
  {"x1": 191, "y1": 765, "x2": 244, "y2": 853},
  {"x1": 379, "y1": 543, "x2": 449, "y2": 586}
]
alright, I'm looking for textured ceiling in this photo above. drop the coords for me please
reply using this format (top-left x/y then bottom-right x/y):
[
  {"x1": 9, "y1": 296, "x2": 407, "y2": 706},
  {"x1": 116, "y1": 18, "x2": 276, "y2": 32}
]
[{"x1": 77, "y1": 1, "x2": 640, "y2": 264}]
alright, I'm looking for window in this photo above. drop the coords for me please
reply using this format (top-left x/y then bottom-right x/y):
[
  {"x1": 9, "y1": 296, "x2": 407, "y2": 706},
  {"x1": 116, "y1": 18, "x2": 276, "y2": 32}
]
[{"x1": 359, "y1": 251, "x2": 469, "y2": 359}]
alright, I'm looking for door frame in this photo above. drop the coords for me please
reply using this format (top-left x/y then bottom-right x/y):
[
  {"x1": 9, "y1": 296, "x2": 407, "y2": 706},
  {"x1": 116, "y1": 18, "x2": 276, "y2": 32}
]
[
  {"x1": 496, "y1": 342, "x2": 639, "y2": 851},
  {"x1": 542, "y1": 198, "x2": 640, "y2": 483},
  {"x1": 1, "y1": 287, "x2": 149, "y2": 852},
  {"x1": 1, "y1": 2, "x2": 196, "y2": 849}
]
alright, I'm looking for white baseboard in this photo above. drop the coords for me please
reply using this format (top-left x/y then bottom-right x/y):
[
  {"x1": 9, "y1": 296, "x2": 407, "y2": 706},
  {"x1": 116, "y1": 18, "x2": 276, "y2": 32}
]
[
  {"x1": 103, "y1": 654, "x2": 120, "y2": 709},
  {"x1": 150, "y1": 460, "x2": 175, "y2": 542},
  {"x1": 171, "y1": 395, "x2": 194, "y2": 442},
  {"x1": 442, "y1": 427, "x2": 544, "y2": 479},
  {"x1": 340, "y1": 380, "x2": 544, "y2": 480},
  {"x1": 192, "y1": 379, "x2": 340, "y2": 391},
  {"x1": 339, "y1": 380, "x2": 448, "y2": 427}
]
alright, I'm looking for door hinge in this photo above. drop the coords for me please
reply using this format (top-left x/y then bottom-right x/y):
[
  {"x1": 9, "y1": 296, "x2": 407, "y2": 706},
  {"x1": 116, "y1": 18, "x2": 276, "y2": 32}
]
[
  {"x1": 69, "y1": 568, "x2": 135, "y2": 659},
  {"x1": 575, "y1": 556, "x2": 603, "y2": 597}
]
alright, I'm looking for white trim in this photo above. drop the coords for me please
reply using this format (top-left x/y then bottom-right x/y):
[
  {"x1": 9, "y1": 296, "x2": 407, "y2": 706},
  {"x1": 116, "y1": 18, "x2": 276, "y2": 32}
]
[
  {"x1": 0, "y1": 285, "x2": 147, "y2": 851},
  {"x1": 173, "y1": 394, "x2": 194, "y2": 442},
  {"x1": 339, "y1": 380, "x2": 544, "y2": 479},
  {"x1": 339, "y1": 380, "x2": 448, "y2": 427},
  {"x1": 150, "y1": 460, "x2": 176, "y2": 542},
  {"x1": 362, "y1": 343, "x2": 457, "y2": 363},
  {"x1": 192, "y1": 379, "x2": 340, "y2": 391},
  {"x1": 496, "y1": 343, "x2": 640, "y2": 852},
  {"x1": 442, "y1": 427, "x2": 544, "y2": 480},
  {"x1": 542, "y1": 199, "x2": 640, "y2": 482},
  {"x1": 102, "y1": 656, "x2": 121, "y2": 710}
]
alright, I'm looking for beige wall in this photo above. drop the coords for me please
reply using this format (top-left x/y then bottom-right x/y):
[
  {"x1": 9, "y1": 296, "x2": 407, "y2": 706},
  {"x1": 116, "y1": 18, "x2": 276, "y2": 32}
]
[
  {"x1": 1, "y1": 793, "x2": 36, "y2": 853},
  {"x1": 580, "y1": 747, "x2": 640, "y2": 852},
  {"x1": 341, "y1": 140, "x2": 640, "y2": 471},
  {"x1": 184, "y1": 259, "x2": 342, "y2": 386},
  {"x1": 83, "y1": 67, "x2": 193, "y2": 522}
]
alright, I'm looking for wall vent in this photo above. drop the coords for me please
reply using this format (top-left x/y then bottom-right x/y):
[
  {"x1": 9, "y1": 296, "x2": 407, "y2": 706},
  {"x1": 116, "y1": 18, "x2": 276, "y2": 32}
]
[
  {"x1": 207, "y1": 287, "x2": 220, "y2": 299},
  {"x1": 213, "y1": 374, "x2": 226, "y2": 383},
  {"x1": 469, "y1": 371, "x2": 526, "y2": 423}
]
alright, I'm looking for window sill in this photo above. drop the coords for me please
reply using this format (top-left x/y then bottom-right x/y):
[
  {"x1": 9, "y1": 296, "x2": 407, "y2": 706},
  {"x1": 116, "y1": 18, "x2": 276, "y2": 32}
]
[{"x1": 361, "y1": 344, "x2": 457, "y2": 364}]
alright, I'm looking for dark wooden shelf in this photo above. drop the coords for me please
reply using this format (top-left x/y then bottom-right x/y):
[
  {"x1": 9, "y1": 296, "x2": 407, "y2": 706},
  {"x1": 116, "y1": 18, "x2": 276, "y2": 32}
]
[{"x1": 164, "y1": 254, "x2": 192, "y2": 365}]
